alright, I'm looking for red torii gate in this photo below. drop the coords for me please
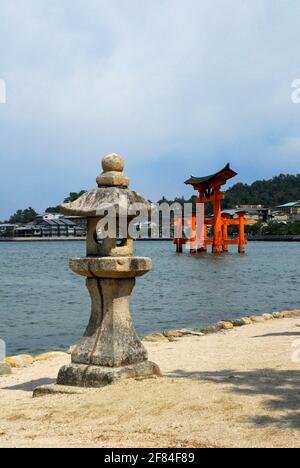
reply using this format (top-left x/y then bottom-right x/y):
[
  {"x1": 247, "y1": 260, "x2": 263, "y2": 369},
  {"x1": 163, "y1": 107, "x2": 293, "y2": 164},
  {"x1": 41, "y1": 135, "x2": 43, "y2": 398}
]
[{"x1": 174, "y1": 164, "x2": 248, "y2": 254}]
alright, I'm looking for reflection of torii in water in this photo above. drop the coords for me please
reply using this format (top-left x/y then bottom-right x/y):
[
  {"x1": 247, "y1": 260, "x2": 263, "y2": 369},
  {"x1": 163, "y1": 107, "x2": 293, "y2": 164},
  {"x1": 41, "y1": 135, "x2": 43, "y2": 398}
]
[{"x1": 174, "y1": 164, "x2": 248, "y2": 254}]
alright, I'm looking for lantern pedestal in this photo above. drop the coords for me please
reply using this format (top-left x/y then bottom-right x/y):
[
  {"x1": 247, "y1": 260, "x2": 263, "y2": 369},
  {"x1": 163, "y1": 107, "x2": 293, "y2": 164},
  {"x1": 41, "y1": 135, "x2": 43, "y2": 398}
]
[
  {"x1": 57, "y1": 361, "x2": 161, "y2": 389},
  {"x1": 35, "y1": 257, "x2": 161, "y2": 393}
]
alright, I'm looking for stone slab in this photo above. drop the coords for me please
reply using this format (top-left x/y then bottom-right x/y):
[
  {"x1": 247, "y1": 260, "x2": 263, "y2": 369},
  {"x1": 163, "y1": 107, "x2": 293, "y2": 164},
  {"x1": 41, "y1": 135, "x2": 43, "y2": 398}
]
[
  {"x1": 57, "y1": 361, "x2": 161, "y2": 388},
  {"x1": 69, "y1": 256, "x2": 152, "y2": 279},
  {"x1": 33, "y1": 384, "x2": 98, "y2": 398}
]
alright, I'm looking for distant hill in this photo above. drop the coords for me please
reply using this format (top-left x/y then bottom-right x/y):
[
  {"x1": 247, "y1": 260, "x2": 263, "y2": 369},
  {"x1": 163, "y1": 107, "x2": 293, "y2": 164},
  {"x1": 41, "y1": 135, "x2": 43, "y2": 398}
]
[
  {"x1": 46, "y1": 175, "x2": 300, "y2": 213},
  {"x1": 4, "y1": 175, "x2": 300, "y2": 224},
  {"x1": 223, "y1": 174, "x2": 300, "y2": 209}
]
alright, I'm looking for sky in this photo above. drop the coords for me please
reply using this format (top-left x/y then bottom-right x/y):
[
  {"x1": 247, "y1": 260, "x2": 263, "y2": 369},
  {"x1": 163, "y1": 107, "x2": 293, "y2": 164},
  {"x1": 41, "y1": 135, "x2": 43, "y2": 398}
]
[{"x1": 0, "y1": 0, "x2": 300, "y2": 220}]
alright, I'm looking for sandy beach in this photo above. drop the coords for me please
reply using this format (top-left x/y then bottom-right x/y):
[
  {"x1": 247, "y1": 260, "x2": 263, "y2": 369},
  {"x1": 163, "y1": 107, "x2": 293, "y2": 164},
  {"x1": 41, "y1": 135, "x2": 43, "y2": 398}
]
[{"x1": 1, "y1": 317, "x2": 300, "y2": 448}]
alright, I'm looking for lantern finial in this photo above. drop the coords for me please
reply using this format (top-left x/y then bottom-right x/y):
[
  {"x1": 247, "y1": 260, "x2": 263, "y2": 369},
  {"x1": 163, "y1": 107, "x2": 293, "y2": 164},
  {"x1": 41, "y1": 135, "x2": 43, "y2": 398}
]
[{"x1": 97, "y1": 153, "x2": 129, "y2": 188}]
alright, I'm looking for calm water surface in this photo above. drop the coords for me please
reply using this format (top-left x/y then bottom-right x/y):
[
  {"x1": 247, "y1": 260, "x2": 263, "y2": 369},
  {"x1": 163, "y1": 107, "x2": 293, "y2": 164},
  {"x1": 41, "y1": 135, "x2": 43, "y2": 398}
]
[{"x1": 0, "y1": 241, "x2": 299, "y2": 355}]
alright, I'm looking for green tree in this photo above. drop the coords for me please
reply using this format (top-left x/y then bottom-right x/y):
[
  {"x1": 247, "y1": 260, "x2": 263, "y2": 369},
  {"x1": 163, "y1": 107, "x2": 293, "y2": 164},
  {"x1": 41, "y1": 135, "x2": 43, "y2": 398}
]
[
  {"x1": 64, "y1": 191, "x2": 87, "y2": 203},
  {"x1": 245, "y1": 222, "x2": 263, "y2": 236},
  {"x1": 261, "y1": 222, "x2": 288, "y2": 236},
  {"x1": 45, "y1": 206, "x2": 60, "y2": 214},
  {"x1": 45, "y1": 190, "x2": 87, "y2": 214},
  {"x1": 9, "y1": 207, "x2": 38, "y2": 224},
  {"x1": 287, "y1": 221, "x2": 300, "y2": 235}
]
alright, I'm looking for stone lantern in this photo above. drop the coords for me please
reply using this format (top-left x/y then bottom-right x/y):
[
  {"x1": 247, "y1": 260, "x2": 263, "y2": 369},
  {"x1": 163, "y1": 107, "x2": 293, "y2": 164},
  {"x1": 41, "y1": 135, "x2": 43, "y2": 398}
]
[{"x1": 37, "y1": 154, "x2": 161, "y2": 393}]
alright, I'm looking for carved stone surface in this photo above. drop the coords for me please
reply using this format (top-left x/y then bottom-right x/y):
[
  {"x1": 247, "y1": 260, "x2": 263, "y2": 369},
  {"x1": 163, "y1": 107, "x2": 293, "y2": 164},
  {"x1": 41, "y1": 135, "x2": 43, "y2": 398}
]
[
  {"x1": 96, "y1": 171, "x2": 130, "y2": 188},
  {"x1": 57, "y1": 361, "x2": 161, "y2": 389},
  {"x1": 70, "y1": 277, "x2": 148, "y2": 367},
  {"x1": 69, "y1": 256, "x2": 152, "y2": 278},
  {"x1": 60, "y1": 187, "x2": 151, "y2": 218},
  {"x1": 102, "y1": 154, "x2": 125, "y2": 172},
  {"x1": 56, "y1": 248, "x2": 159, "y2": 388},
  {"x1": 86, "y1": 217, "x2": 135, "y2": 257}
]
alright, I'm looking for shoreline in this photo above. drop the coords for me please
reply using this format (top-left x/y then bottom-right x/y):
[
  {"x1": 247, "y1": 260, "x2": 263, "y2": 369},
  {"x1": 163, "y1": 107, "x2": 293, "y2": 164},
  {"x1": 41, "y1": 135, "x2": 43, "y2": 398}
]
[
  {"x1": 2, "y1": 307, "x2": 300, "y2": 369},
  {"x1": 0, "y1": 237, "x2": 171, "y2": 242},
  {"x1": 1, "y1": 236, "x2": 300, "y2": 242},
  {"x1": 248, "y1": 235, "x2": 300, "y2": 242},
  {"x1": 0, "y1": 237, "x2": 86, "y2": 242}
]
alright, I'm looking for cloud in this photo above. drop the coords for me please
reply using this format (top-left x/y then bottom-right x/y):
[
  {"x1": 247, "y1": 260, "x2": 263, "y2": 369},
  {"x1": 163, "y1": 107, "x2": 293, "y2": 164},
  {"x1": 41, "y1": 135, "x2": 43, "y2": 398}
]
[
  {"x1": 1, "y1": 0, "x2": 300, "y2": 218},
  {"x1": 275, "y1": 137, "x2": 300, "y2": 164}
]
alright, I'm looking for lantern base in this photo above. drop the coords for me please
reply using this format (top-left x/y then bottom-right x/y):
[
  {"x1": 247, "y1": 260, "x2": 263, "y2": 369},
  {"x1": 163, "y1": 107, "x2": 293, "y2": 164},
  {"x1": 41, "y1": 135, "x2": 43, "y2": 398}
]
[{"x1": 54, "y1": 360, "x2": 161, "y2": 389}]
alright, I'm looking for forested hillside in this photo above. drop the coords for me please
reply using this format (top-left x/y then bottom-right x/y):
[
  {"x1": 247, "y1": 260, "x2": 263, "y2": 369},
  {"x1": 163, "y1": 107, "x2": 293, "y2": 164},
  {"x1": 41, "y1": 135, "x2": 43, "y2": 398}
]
[
  {"x1": 223, "y1": 174, "x2": 300, "y2": 208},
  {"x1": 3, "y1": 174, "x2": 300, "y2": 224}
]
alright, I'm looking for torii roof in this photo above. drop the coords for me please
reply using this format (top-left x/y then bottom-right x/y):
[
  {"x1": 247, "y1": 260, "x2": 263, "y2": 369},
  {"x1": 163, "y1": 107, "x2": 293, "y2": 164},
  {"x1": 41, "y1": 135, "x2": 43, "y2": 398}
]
[{"x1": 185, "y1": 163, "x2": 237, "y2": 189}]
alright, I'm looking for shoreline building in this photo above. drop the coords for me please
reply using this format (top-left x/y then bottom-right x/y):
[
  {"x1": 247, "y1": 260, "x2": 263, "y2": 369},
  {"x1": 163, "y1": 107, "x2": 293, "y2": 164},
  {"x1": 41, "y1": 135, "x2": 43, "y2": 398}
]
[
  {"x1": 223, "y1": 206, "x2": 273, "y2": 225},
  {"x1": 15, "y1": 213, "x2": 86, "y2": 238},
  {"x1": 277, "y1": 201, "x2": 300, "y2": 221},
  {"x1": 0, "y1": 224, "x2": 16, "y2": 237}
]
